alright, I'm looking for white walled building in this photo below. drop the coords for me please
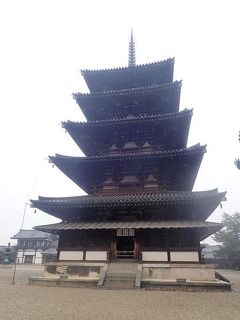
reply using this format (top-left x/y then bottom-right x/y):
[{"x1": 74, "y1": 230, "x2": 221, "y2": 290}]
[{"x1": 11, "y1": 229, "x2": 58, "y2": 264}]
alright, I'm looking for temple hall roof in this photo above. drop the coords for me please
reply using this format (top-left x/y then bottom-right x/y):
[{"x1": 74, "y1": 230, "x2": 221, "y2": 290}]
[{"x1": 81, "y1": 58, "x2": 174, "y2": 92}]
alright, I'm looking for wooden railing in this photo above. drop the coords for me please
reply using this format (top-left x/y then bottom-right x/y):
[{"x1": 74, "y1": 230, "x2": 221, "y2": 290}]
[
  {"x1": 96, "y1": 186, "x2": 167, "y2": 195},
  {"x1": 117, "y1": 250, "x2": 134, "y2": 258}
]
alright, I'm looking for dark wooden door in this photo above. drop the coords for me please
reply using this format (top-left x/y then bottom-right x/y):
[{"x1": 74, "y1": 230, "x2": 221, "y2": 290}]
[
  {"x1": 116, "y1": 236, "x2": 134, "y2": 258},
  {"x1": 24, "y1": 255, "x2": 33, "y2": 264}
]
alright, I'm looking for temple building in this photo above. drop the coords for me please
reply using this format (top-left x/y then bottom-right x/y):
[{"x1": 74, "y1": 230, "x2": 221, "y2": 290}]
[
  {"x1": 11, "y1": 229, "x2": 58, "y2": 264},
  {"x1": 30, "y1": 34, "x2": 229, "y2": 289}
]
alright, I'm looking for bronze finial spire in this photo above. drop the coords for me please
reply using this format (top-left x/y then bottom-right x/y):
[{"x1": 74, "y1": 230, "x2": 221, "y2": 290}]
[{"x1": 128, "y1": 28, "x2": 136, "y2": 67}]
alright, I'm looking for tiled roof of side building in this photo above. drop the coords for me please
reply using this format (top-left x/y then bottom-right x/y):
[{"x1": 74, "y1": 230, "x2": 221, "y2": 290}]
[{"x1": 11, "y1": 229, "x2": 52, "y2": 239}]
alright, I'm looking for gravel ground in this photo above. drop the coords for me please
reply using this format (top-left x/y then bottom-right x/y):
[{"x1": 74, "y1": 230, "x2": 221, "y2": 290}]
[{"x1": 0, "y1": 265, "x2": 240, "y2": 320}]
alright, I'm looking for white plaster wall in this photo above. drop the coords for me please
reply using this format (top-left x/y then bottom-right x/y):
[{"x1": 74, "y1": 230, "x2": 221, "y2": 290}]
[
  {"x1": 142, "y1": 251, "x2": 168, "y2": 262},
  {"x1": 24, "y1": 250, "x2": 35, "y2": 256},
  {"x1": 35, "y1": 251, "x2": 42, "y2": 264},
  {"x1": 16, "y1": 250, "x2": 23, "y2": 263},
  {"x1": 59, "y1": 251, "x2": 83, "y2": 261},
  {"x1": 34, "y1": 257, "x2": 42, "y2": 264},
  {"x1": 170, "y1": 251, "x2": 199, "y2": 262},
  {"x1": 85, "y1": 251, "x2": 107, "y2": 261},
  {"x1": 17, "y1": 250, "x2": 23, "y2": 258}
]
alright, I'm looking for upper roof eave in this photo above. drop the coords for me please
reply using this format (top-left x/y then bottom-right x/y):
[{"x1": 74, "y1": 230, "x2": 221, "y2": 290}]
[
  {"x1": 80, "y1": 58, "x2": 175, "y2": 75},
  {"x1": 73, "y1": 81, "x2": 181, "y2": 99},
  {"x1": 30, "y1": 190, "x2": 226, "y2": 222},
  {"x1": 62, "y1": 108, "x2": 193, "y2": 129},
  {"x1": 49, "y1": 144, "x2": 206, "y2": 164},
  {"x1": 31, "y1": 189, "x2": 226, "y2": 208}
]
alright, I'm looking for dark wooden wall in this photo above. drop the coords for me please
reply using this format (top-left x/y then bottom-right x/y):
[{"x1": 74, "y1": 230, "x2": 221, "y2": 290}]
[
  {"x1": 58, "y1": 229, "x2": 200, "y2": 253},
  {"x1": 58, "y1": 230, "x2": 114, "y2": 251},
  {"x1": 136, "y1": 229, "x2": 200, "y2": 251}
]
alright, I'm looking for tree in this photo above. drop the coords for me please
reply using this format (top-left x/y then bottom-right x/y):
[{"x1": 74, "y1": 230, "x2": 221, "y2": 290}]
[
  {"x1": 213, "y1": 212, "x2": 240, "y2": 269},
  {"x1": 235, "y1": 131, "x2": 240, "y2": 169}
]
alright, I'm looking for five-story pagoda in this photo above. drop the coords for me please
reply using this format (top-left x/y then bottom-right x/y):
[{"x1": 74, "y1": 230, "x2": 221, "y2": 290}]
[{"x1": 32, "y1": 34, "x2": 226, "y2": 266}]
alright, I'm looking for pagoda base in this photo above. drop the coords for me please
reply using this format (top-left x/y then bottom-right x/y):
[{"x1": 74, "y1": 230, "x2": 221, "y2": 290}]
[
  {"x1": 141, "y1": 279, "x2": 231, "y2": 291},
  {"x1": 28, "y1": 261, "x2": 107, "y2": 287},
  {"x1": 139, "y1": 263, "x2": 231, "y2": 291},
  {"x1": 28, "y1": 261, "x2": 230, "y2": 291},
  {"x1": 28, "y1": 277, "x2": 99, "y2": 288}
]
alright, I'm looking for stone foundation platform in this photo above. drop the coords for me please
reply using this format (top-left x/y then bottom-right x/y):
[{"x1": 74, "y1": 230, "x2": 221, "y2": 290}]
[{"x1": 28, "y1": 261, "x2": 231, "y2": 291}]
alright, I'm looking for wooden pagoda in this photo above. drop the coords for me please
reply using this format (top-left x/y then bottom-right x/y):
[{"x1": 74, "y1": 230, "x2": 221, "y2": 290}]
[{"x1": 31, "y1": 35, "x2": 226, "y2": 265}]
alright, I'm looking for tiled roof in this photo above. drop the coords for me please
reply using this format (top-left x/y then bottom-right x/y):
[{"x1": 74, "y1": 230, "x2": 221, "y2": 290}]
[
  {"x1": 48, "y1": 145, "x2": 206, "y2": 194},
  {"x1": 73, "y1": 81, "x2": 181, "y2": 99},
  {"x1": 35, "y1": 220, "x2": 222, "y2": 240},
  {"x1": 81, "y1": 58, "x2": 174, "y2": 74},
  {"x1": 81, "y1": 59, "x2": 175, "y2": 93},
  {"x1": 11, "y1": 229, "x2": 51, "y2": 239},
  {"x1": 31, "y1": 189, "x2": 226, "y2": 222},
  {"x1": 62, "y1": 109, "x2": 192, "y2": 129},
  {"x1": 32, "y1": 189, "x2": 226, "y2": 208},
  {"x1": 35, "y1": 220, "x2": 221, "y2": 230},
  {"x1": 50, "y1": 144, "x2": 206, "y2": 164}
]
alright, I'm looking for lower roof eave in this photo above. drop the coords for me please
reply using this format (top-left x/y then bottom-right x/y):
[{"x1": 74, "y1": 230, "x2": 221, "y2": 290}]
[
  {"x1": 34, "y1": 220, "x2": 222, "y2": 240},
  {"x1": 30, "y1": 189, "x2": 227, "y2": 221}
]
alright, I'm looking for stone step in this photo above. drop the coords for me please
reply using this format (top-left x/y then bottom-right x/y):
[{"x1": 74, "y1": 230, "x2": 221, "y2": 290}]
[
  {"x1": 102, "y1": 286, "x2": 138, "y2": 290},
  {"x1": 103, "y1": 262, "x2": 138, "y2": 289},
  {"x1": 107, "y1": 266, "x2": 137, "y2": 271},
  {"x1": 107, "y1": 274, "x2": 136, "y2": 279},
  {"x1": 108, "y1": 264, "x2": 137, "y2": 267},
  {"x1": 105, "y1": 278, "x2": 135, "y2": 283},
  {"x1": 109, "y1": 264, "x2": 137, "y2": 268},
  {"x1": 104, "y1": 282, "x2": 136, "y2": 288},
  {"x1": 107, "y1": 270, "x2": 136, "y2": 274}
]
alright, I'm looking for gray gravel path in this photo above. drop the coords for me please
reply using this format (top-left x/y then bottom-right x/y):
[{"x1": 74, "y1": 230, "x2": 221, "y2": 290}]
[{"x1": 0, "y1": 265, "x2": 240, "y2": 320}]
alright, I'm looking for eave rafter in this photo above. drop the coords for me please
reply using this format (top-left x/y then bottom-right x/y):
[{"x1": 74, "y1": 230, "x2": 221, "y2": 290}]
[
  {"x1": 73, "y1": 81, "x2": 182, "y2": 121},
  {"x1": 31, "y1": 189, "x2": 226, "y2": 223},
  {"x1": 34, "y1": 221, "x2": 222, "y2": 241},
  {"x1": 62, "y1": 109, "x2": 193, "y2": 156},
  {"x1": 48, "y1": 145, "x2": 206, "y2": 194},
  {"x1": 81, "y1": 58, "x2": 175, "y2": 92}
]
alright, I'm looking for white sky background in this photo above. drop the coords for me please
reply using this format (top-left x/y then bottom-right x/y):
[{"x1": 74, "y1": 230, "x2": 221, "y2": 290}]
[{"x1": 0, "y1": 0, "x2": 239, "y2": 244}]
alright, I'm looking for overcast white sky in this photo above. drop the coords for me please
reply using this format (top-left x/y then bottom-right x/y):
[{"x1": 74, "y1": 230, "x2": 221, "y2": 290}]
[{"x1": 0, "y1": 0, "x2": 239, "y2": 244}]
